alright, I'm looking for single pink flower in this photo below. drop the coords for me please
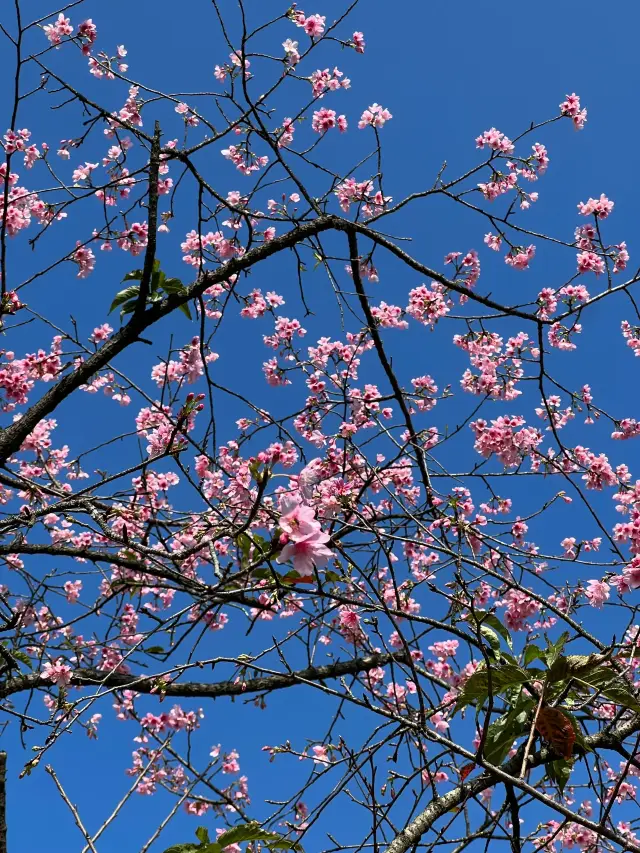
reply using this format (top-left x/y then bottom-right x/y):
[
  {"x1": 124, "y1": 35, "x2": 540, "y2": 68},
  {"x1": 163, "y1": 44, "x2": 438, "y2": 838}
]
[
  {"x1": 277, "y1": 529, "x2": 333, "y2": 577},
  {"x1": 279, "y1": 500, "x2": 321, "y2": 540},
  {"x1": 42, "y1": 658, "x2": 73, "y2": 687}
]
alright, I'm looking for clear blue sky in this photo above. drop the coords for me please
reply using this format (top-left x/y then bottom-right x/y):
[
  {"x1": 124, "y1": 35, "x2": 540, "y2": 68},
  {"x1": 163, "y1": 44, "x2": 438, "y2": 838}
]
[{"x1": 2, "y1": 1, "x2": 639, "y2": 851}]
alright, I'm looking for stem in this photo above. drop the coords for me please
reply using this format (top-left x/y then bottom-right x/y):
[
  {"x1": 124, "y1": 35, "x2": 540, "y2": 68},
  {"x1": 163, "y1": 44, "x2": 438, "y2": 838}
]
[{"x1": 0, "y1": 752, "x2": 6, "y2": 853}]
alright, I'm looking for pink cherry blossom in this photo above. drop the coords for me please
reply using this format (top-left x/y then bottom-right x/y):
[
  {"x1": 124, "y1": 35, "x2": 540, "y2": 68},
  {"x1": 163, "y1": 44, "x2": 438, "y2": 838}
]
[
  {"x1": 578, "y1": 193, "x2": 614, "y2": 220},
  {"x1": 560, "y1": 92, "x2": 587, "y2": 130},
  {"x1": 585, "y1": 579, "x2": 610, "y2": 608},
  {"x1": 42, "y1": 658, "x2": 73, "y2": 686},
  {"x1": 43, "y1": 13, "x2": 74, "y2": 46},
  {"x1": 277, "y1": 529, "x2": 333, "y2": 577},
  {"x1": 358, "y1": 104, "x2": 392, "y2": 130},
  {"x1": 475, "y1": 128, "x2": 514, "y2": 154}
]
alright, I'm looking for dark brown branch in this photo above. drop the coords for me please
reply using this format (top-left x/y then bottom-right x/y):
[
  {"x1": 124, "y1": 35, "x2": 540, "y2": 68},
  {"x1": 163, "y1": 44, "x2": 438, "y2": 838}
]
[
  {"x1": 0, "y1": 752, "x2": 6, "y2": 853},
  {"x1": 0, "y1": 214, "x2": 340, "y2": 465},
  {"x1": 386, "y1": 713, "x2": 640, "y2": 853},
  {"x1": 134, "y1": 121, "x2": 161, "y2": 318},
  {"x1": 0, "y1": 542, "x2": 268, "y2": 613},
  {"x1": 347, "y1": 228, "x2": 434, "y2": 505},
  {"x1": 0, "y1": 651, "x2": 409, "y2": 701}
]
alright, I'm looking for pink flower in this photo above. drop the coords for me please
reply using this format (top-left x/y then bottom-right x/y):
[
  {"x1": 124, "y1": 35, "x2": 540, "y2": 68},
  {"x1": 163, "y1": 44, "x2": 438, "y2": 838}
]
[
  {"x1": 42, "y1": 658, "x2": 72, "y2": 686},
  {"x1": 43, "y1": 13, "x2": 73, "y2": 46},
  {"x1": 548, "y1": 322, "x2": 581, "y2": 351},
  {"x1": 279, "y1": 498, "x2": 321, "y2": 539},
  {"x1": 505, "y1": 245, "x2": 535, "y2": 270},
  {"x1": 578, "y1": 193, "x2": 614, "y2": 220},
  {"x1": 277, "y1": 530, "x2": 333, "y2": 577},
  {"x1": 282, "y1": 39, "x2": 300, "y2": 64},
  {"x1": 304, "y1": 15, "x2": 326, "y2": 37},
  {"x1": 76, "y1": 19, "x2": 97, "y2": 54},
  {"x1": 222, "y1": 750, "x2": 240, "y2": 773},
  {"x1": 484, "y1": 232, "x2": 502, "y2": 251},
  {"x1": 577, "y1": 251, "x2": 605, "y2": 276},
  {"x1": 72, "y1": 161, "x2": 99, "y2": 184},
  {"x1": 430, "y1": 712, "x2": 449, "y2": 732},
  {"x1": 613, "y1": 242, "x2": 629, "y2": 273},
  {"x1": 613, "y1": 558, "x2": 640, "y2": 594},
  {"x1": 352, "y1": 31, "x2": 365, "y2": 53},
  {"x1": 560, "y1": 93, "x2": 587, "y2": 130},
  {"x1": 292, "y1": 12, "x2": 326, "y2": 37},
  {"x1": 311, "y1": 744, "x2": 330, "y2": 763},
  {"x1": 358, "y1": 104, "x2": 392, "y2": 130},
  {"x1": 72, "y1": 242, "x2": 96, "y2": 279},
  {"x1": 312, "y1": 108, "x2": 342, "y2": 134},
  {"x1": 64, "y1": 580, "x2": 82, "y2": 603},
  {"x1": 585, "y1": 579, "x2": 610, "y2": 608},
  {"x1": 339, "y1": 610, "x2": 360, "y2": 630},
  {"x1": 90, "y1": 324, "x2": 113, "y2": 343},
  {"x1": 475, "y1": 128, "x2": 514, "y2": 154}
]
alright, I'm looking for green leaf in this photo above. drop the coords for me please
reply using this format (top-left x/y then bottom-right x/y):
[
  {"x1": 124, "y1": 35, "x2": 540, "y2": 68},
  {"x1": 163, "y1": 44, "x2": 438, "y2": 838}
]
[
  {"x1": 146, "y1": 646, "x2": 166, "y2": 655},
  {"x1": 574, "y1": 670, "x2": 640, "y2": 713},
  {"x1": 122, "y1": 269, "x2": 143, "y2": 282},
  {"x1": 546, "y1": 758, "x2": 573, "y2": 794},
  {"x1": 215, "y1": 822, "x2": 303, "y2": 852},
  {"x1": 476, "y1": 612, "x2": 513, "y2": 650},
  {"x1": 482, "y1": 713, "x2": 518, "y2": 765},
  {"x1": 196, "y1": 827, "x2": 211, "y2": 845},
  {"x1": 454, "y1": 663, "x2": 530, "y2": 712},
  {"x1": 480, "y1": 626, "x2": 502, "y2": 657},
  {"x1": 161, "y1": 277, "x2": 187, "y2": 293},
  {"x1": 547, "y1": 655, "x2": 571, "y2": 684},
  {"x1": 545, "y1": 632, "x2": 570, "y2": 667},
  {"x1": 561, "y1": 709, "x2": 592, "y2": 753},
  {"x1": 564, "y1": 653, "x2": 612, "y2": 676},
  {"x1": 109, "y1": 284, "x2": 140, "y2": 314},
  {"x1": 252, "y1": 568, "x2": 275, "y2": 580},
  {"x1": 237, "y1": 533, "x2": 252, "y2": 564},
  {"x1": 524, "y1": 644, "x2": 544, "y2": 667},
  {"x1": 11, "y1": 648, "x2": 33, "y2": 670},
  {"x1": 480, "y1": 694, "x2": 534, "y2": 765},
  {"x1": 178, "y1": 301, "x2": 193, "y2": 320},
  {"x1": 161, "y1": 845, "x2": 200, "y2": 853}
]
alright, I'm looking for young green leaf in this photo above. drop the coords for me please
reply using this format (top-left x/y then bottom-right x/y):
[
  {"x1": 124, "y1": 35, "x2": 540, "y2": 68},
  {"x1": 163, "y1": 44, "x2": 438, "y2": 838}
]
[
  {"x1": 523, "y1": 644, "x2": 545, "y2": 667},
  {"x1": 454, "y1": 663, "x2": 530, "y2": 712},
  {"x1": 574, "y1": 671, "x2": 640, "y2": 713},
  {"x1": 545, "y1": 632, "x2": 570, "y2": 667},
  {"x1": 10, "y1": 648, "x2": 33, "y2": 670},
  {"x1": 482, "y1": 713, "x2": 518, "y2": 765},
  {"x1": 109, "y1": 284, "x2": 141, "y2": 313},
  {"x1": 161, "y1": 277, "x2": 187, "y2": 293},
  {"x1": 195, "y1": 827, "x2": 210, "y2": 845},
  {"x1": 480, "y1": 625, "x2": 502, "y2": 657},
  {"x1": 476, "y1": 611, "x2": 513, "y2": 650},
  {"x1": 546, "y1": 758, "x2": 573, "y2": 794},
  {"x1": 214, "y1": 822, "x2": 303, "y2": 852}
]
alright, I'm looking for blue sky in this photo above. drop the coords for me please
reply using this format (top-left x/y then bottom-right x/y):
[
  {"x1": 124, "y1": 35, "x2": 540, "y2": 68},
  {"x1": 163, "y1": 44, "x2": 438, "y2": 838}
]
[{"x1": 2, "y1": 1, "x2": 640, "y2": 851}]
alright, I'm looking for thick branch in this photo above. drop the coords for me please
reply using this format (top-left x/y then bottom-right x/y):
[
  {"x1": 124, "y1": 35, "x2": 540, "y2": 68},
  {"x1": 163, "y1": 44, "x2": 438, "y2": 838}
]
[
  {"x1": 0, "y1": 214, "x2": 341, "y2": 465},
  {"x1": 0, "y1": 651, "x2": 409, "y2": 701},
  {"x1": 0, "y1": 543, "x2": 263, "y2": 609},
  {"x1": 0, "y1": 213, "x2": 543, "y2": 466},
  {"x1": 348, "y1": 228, "x2": 434, "y2": 503},
  {"x1": 0, "y1": 752, "x2": 6, "y2": 853},
  {"x1": 386, "y1": 713, "x2": 640, "y2": 853}
]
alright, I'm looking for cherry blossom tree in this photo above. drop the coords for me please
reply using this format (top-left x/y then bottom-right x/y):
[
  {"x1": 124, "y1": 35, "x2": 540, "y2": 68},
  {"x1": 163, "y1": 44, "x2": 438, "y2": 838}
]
[{"x1": 1, "y1": 2, "x2": 640, "y2": 853}]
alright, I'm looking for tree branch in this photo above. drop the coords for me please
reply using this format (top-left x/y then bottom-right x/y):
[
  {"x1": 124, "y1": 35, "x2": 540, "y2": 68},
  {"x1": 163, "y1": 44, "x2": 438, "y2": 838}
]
[{"x1": 0, "y1": 651, "x2": 409, "y2": 701}]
